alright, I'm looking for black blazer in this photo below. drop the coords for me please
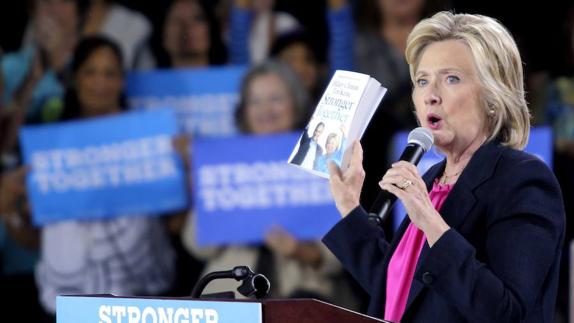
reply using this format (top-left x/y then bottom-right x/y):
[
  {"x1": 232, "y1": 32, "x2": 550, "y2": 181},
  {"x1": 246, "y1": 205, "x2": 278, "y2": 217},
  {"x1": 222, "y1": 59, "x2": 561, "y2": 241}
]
[
  {"x1": 323, "y1": 141, "x2": 565, "y2": 322},
  {"x1": 290, "y1": 129, "x2": 323, "y2": 165}
]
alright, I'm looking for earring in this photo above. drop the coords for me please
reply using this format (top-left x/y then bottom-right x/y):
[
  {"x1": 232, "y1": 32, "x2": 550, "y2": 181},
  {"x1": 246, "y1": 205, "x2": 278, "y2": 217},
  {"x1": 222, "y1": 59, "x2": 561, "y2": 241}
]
[{"x1": 487, "y1": 103, "x2": 495, "y2": 117}]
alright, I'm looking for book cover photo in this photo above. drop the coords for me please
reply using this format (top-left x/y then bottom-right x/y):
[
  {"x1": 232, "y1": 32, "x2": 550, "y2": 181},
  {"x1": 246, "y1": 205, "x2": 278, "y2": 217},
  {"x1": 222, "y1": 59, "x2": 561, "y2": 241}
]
[{"x1": 288, "y1": 70, "x2": 387, "y2": 178}]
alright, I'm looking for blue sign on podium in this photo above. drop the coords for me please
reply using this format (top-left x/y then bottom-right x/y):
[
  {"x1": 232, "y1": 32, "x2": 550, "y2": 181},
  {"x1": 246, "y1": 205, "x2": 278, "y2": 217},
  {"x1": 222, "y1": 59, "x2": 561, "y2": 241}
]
[{"x1": 57, "y1": 295, "x2": 262, "y2": 323}]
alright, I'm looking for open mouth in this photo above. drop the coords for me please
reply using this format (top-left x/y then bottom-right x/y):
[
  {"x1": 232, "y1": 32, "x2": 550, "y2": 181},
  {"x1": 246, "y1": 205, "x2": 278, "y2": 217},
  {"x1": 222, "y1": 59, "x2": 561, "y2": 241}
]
[{"x1": 427, "y1": 113, "x2": 442, "y2": 129}]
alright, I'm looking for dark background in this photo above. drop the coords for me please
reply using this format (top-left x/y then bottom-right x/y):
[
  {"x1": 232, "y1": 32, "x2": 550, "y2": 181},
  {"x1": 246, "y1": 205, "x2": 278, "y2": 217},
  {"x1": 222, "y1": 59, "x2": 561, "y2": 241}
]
[{"x1": 1, "y1": 0, "x2": 572, "y2": 76}]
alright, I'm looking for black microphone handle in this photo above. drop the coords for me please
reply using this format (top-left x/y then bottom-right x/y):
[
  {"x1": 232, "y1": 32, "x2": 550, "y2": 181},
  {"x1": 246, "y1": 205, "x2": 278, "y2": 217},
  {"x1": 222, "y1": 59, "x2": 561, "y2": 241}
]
[
  {"x1": 191, "y1": 270, "x2": 235, "y2": 298},
  {"x1": 368, "y1": 144, "x2": 426, "y2": 226}
]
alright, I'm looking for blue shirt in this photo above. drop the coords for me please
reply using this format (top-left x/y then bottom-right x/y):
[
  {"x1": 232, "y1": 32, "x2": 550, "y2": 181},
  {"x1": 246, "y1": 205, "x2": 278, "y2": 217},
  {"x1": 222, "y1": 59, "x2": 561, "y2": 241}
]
[
  {"x1": 313, "y1": 138, "x2": 346, "y2": 174},
  {"x1": 1, "y1": 46, "x2": 65, "y2": 123}
]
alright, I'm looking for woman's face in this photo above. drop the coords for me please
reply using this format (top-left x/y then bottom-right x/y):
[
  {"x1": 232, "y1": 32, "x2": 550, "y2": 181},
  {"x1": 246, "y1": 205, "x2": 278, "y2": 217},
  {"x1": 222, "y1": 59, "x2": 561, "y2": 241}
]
[
  {"x1": 278, "y1": 43, "x2": 318, "y2": 92},
  {"x1": 35, "y1": 0, "x2": 78, "y2": 36},
  {"x1": 245, "y1": 73, "x2": 295, "y2": 134},
  {"x1": 325, "y1": 136, "x2": 339, "y2": 154},
  {"x1": 163, "y1": 0, "x2": 210, "y2": 59},
  {"x1": 75, "y1": 47, "x2": 123, "y2": 117},
  {"x1": 412, "y1": 39, "x2": 488, "y2": 153},
  {"x1": 33, "y1": 0, "x2": 78, "y2": 53}
]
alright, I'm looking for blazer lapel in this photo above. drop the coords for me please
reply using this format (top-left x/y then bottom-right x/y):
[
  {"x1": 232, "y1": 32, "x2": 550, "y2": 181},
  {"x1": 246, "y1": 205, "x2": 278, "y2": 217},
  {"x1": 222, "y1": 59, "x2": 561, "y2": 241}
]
[{"x1": 403, "y1": 141, "x2": 504, "y2": 313}]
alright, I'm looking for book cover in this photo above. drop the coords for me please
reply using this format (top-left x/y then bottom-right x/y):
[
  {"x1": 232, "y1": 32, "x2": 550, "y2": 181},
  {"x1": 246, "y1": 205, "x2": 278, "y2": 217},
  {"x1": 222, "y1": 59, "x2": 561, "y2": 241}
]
[{"x1": 288, "y1": 70, "x2": 386, "y2": 178}]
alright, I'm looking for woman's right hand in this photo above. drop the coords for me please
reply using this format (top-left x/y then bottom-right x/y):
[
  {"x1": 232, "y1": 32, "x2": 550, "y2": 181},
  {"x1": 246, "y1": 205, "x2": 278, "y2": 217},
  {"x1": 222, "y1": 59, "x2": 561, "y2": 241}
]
[{"x1": 328, "y1": 140, "x2": 365, "y2": 217}]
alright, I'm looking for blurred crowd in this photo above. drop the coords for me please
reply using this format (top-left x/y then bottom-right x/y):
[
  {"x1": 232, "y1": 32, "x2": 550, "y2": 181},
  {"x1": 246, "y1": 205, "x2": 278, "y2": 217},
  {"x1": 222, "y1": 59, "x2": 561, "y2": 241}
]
[{"x1": 0, "y1": 0, "x2": 573, "y2": 322}]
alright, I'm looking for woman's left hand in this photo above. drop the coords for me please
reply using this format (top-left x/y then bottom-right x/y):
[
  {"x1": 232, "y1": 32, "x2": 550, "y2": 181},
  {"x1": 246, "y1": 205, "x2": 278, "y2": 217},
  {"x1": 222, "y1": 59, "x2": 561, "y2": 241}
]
[{"x1": 379, "y1": 161, "x2": 450, "y2": 246}]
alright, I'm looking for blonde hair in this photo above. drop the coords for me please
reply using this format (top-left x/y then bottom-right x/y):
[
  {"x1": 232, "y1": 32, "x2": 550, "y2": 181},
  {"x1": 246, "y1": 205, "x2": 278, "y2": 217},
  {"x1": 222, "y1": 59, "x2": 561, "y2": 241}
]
[
  {"x1": 405, "y1": 11, "x2": 530, "y2": 149},
  {"x1": 325, "y1": 133, "x2": 340, "y2": 152}
]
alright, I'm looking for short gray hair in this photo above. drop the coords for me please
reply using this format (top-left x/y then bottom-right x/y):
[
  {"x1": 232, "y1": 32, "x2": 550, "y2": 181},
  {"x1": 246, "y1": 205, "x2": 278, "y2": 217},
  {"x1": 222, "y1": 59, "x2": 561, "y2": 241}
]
[{"x1": 235, "y1": 60, "x2": 310, "y2": 133}]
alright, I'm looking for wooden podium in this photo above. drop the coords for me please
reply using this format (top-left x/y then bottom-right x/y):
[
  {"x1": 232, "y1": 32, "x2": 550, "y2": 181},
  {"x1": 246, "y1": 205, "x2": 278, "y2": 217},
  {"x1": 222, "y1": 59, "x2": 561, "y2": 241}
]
[
  {"x1": 56, "y1": 295, "x2": 388, "y2": 323},
  {"x1": 262, "y1": 299, "x2": 386, "y2": 323}
]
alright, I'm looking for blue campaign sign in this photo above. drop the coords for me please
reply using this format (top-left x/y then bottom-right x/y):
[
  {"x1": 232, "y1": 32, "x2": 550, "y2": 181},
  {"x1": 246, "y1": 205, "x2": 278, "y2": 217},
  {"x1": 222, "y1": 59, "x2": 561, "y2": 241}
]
[
  {"x1": 57, "y1": 295, "x2": 262, "y2": 323},
  {"x1": 192, "y1": 133, "x2": 340, "y2": 246},
  {"x1": 126, "y1": 65, "x2": 247, "y2": 137},
  {"x1": 390, "y1": 126, "x2": 553, "y2": 231},
  {"x1": 20, "y1": 109, "x2": 188, "y2": 226}
]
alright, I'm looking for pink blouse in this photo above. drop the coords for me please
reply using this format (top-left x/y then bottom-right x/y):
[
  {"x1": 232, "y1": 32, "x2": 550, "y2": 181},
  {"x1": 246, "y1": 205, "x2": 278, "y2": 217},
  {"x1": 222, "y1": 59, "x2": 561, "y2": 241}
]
[{"x1": 384, "y1": 181, "x2": 453, "y2": 322}]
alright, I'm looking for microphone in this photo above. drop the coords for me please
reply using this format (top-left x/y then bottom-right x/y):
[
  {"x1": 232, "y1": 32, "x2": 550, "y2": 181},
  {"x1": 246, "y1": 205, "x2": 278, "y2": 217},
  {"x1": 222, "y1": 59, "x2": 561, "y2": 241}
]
[
  {"x1": 368, "y1": 127, "x2": 434, "y2": 227},
  {"x1": 191, "y1": 266, "x2": 271, "y2": 299}
]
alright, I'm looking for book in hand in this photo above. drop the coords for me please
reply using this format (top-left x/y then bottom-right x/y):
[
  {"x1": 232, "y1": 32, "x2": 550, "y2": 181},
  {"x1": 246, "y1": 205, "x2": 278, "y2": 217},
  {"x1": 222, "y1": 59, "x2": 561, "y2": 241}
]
[{"x1": 288, "y1": 70, "x2": 387, "y2": 178}]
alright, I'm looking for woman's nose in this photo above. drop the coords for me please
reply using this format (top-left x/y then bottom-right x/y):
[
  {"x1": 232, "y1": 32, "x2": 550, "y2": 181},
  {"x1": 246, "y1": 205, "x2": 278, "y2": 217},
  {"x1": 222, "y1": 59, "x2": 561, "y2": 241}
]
[{"x1": 424, "y1": 91, "x2": 442, "y2": 106}]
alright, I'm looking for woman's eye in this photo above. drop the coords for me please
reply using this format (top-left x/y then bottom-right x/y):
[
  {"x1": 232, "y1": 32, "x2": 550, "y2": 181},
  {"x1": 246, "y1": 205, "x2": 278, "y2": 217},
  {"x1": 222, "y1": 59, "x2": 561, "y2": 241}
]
[
  {"x1": 416, "y1": 79, "x2": 427, "y2": 87},
  {"x1": 446, "y1": 75, "x2": 460, "y2": 83}
]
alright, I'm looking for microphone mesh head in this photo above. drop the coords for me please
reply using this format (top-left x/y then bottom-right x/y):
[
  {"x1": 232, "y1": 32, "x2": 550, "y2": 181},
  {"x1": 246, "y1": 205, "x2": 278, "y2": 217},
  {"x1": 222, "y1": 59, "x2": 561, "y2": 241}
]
[{"x1": 408, "y1": 127, "x2": 434, "y2": 152}]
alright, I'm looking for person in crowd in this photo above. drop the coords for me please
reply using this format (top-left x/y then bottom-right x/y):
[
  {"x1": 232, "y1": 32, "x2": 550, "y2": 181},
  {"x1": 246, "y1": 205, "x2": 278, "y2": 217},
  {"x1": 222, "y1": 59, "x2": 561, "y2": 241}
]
[
  {"x1": 224, "y1": 0, "x2": 300, "y2": 65},
  {"x1": 269, "y1": 29, "x2": 325, "y2": 103},
  {"x1": 0, "y1": 45, "x2": 30, "y2": 169},
  {"x1": 0, "y1": 45, "x2": 39, "y2": 273},
  {"x1": 290, "y1": 121, "x2": 324, "y2": 168},
  {"x1": 182, "y1": 60, "x2": 360, "y2": 310},
  {"x1": 528, "y1": 4, "x2": 574, "y2": 321},
  {"x1": 0, "y1": 1, "x2": 86, "y2": 319},
  {"x1": 2, "y1": 0, "x2": 86, "y2": 125},
  {"x1": 135, "y1": 0, "x2": 227, "y2": 69},
  {"x1": 0, "y1": 154, "x2": 46, "y2": 322},
  {"x1": 234, "y1": 60, "x2": 308, "y2": 133},
  {"x1": 540, "y1": 5, "x2": 574, "y2": 159},
  {"x1": 23, "y1": 36, "x2": 176, "y2": 315},
  {"x1": 324, "y1": 12, "x2": 565, "y2": 322},
  {"x1": 131, "y1": 0, "x2": 224, "y2": 294},
  {"x1": 81, "y1": 0, "x2": 151, "y2": 69}
]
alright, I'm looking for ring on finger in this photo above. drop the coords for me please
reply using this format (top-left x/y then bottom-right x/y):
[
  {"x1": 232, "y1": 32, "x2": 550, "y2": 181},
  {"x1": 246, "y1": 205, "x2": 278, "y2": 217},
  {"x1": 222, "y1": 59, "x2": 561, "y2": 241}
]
[{"x1": 397, "y1": 179, "x2": 413, "y2": 190}]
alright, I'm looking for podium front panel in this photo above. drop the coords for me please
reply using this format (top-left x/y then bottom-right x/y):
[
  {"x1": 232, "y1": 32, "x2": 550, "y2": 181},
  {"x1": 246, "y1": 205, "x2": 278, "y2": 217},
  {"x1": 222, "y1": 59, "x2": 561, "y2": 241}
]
[{"x1": 57, "y1": 295, "x2": 262, "y2": 323}]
